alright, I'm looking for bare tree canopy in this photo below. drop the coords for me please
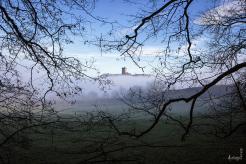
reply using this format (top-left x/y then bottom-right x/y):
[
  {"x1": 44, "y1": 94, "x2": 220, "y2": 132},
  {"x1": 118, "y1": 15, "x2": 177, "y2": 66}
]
[
  {"x1": 0, "y1": 0, "x2": 245, "y2": 163},
  {"x1": 0, "y1": 0, "x2": 105, "y2": 160},
  {"x1": 97, "y1": 0, "x2": 246, "y2": 140}
]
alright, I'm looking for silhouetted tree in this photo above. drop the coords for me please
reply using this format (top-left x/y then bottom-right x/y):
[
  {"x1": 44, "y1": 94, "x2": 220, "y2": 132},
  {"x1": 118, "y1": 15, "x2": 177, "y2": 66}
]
[
  {"x1": 0, "y1": 0, "x2": 109, "y2": 162},
  {"x1": 0, "y1": 0, "x2": 245, "y2": 163},
  {"x1": 99, "y1": 0, "x2": 246, "y2": 140}
]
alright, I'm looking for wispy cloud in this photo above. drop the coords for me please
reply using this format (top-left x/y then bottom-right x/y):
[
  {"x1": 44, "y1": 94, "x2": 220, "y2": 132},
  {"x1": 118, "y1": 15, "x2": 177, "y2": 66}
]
[
  {"x1": 194, "y1": 0, "x2": 244, "y2": 25},
  {"x1": 140, "y1": 46, "x2": 163, "y2": 56}
]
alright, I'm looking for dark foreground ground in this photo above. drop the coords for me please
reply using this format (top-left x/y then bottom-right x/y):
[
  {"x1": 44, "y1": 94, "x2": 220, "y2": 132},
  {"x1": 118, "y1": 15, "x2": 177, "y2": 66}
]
[{"x1": 0, "y1": 116, "x2": 245, "y2": 164}]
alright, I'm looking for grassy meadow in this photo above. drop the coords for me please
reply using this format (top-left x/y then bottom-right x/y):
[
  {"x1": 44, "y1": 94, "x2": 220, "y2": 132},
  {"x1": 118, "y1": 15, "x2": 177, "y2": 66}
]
[{"x1": 0, "y1": 96, "x2": 245, "y2": 164}]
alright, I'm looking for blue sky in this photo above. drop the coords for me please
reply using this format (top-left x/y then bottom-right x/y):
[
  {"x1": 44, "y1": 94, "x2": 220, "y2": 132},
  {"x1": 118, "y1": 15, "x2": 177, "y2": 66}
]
[{"x1": 63, "y1": 0, "x2": 219, "y2": 75}]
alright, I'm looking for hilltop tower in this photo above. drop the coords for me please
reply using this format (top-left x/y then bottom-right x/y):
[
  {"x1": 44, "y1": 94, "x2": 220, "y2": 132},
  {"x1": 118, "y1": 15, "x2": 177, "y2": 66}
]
[{"x1": 122, "y1": 67, "x2": 127, "y2": 75}]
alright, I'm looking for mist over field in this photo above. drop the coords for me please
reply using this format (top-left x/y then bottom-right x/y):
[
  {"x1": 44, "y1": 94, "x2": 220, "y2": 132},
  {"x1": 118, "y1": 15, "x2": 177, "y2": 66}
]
[
  {"x1": 54, "y1": 74, "x2": 155, "y2": 113},
  {"x1": 1, "y1": 0, "x2": 245, "y2": 163},
  {"x1": 87, "y1": 74, "x2": 154, "y2": 94},
  {"x1": 55, "y1": 73, "x2": 233, "y2": 116}
]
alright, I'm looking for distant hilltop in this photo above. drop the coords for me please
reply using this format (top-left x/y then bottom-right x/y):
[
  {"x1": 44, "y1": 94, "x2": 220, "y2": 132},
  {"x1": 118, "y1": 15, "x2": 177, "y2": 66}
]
[{"x1": 101, "y1": 67, "x2": 152, "y2": 77}]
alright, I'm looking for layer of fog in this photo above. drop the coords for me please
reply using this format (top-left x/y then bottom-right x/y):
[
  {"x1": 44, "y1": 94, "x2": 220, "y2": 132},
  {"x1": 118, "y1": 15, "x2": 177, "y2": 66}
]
[
  {"x1": 55, "y1": 74, "x2": 155, "y2": 113},
  {"x1": 55, "y1": 74, "x2": 232, "y2": 117},
  {"x1": 82, "y1": 74, "x2": 155, "y2": 98}
]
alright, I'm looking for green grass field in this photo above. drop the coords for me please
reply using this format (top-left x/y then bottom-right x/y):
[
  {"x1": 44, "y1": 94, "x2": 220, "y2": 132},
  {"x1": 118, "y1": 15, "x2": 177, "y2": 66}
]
[
  {"x1": 1, "y1": 115, "x2": 245, "y2": 164},
  {"x1": 0, "y1": 96, "x2": 245, "y2": 164}
]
